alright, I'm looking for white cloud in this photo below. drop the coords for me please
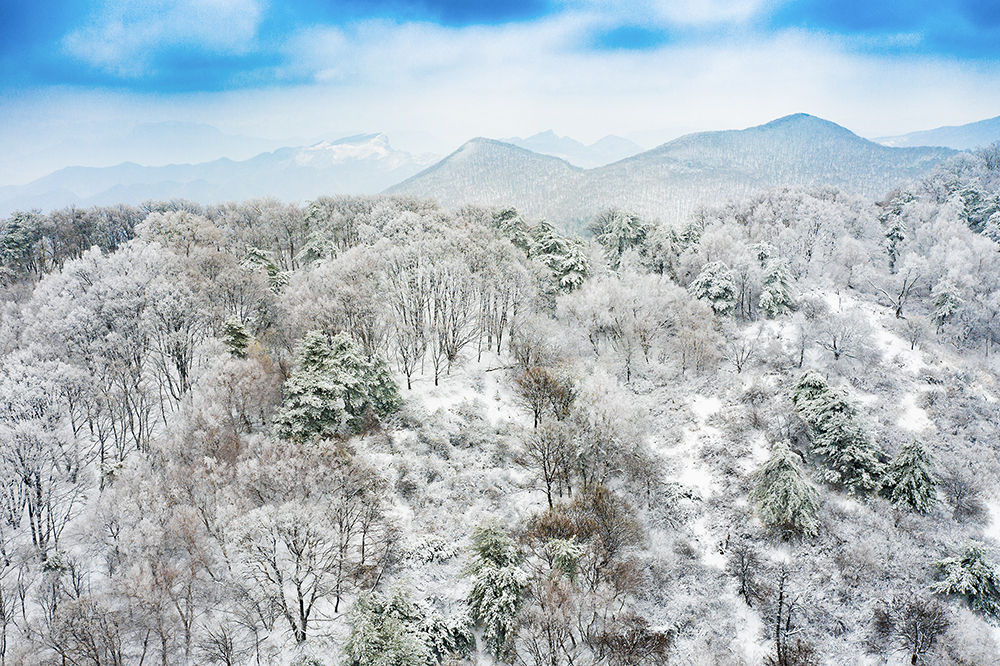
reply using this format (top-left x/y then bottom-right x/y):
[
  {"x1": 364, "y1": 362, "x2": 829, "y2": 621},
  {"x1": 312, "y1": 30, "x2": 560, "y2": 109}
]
[
  {"x1": 63, "y1": 0, "x2": 265, "y2": 77},
  {"x1": 5, "y1": 10, "x2": 1000, "y2": 184}
]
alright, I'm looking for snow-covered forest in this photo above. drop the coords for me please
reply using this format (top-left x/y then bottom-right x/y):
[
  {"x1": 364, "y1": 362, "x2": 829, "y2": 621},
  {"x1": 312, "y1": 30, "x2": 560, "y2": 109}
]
[{"x1": 0, "y1": 143, "x2": 999, "y2": 666}]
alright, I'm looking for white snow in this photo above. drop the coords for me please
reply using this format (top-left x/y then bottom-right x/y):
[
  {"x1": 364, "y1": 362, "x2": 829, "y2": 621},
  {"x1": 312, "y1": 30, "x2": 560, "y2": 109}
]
[
  {"x1": 897, "y1": 392, "x2": 934, "y2": 432},
  {"x1": 986, "y1": 501, "x2": 1000, "y2": 544},
  {"x1": 396, "y1": 351, "x2": 525, "y2": 426},
  {"x1": 689, "y1": 394, "x2": 722, "y2": 421}
]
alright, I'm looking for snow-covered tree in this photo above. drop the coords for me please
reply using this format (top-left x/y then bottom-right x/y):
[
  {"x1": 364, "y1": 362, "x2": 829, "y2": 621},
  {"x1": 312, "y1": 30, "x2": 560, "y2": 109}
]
[
  {"x1": 344, "y1": 588, "x2": 475, "y2": 666},
  {"x1": 758, "y1": 260, "x2": 795, "y2": 318},
  {"x1": 688, "y1": 261, "x2": 737, "y2": 315},
  {"x1": 932, "y1": 541, "x2": 1000, "y2": 622},
  {"x1": 466, "y1": 524, "x2": 526, "y2": 661},
  {"x1": 588, "y1": 208, "x2": 648, "y2": 271},
  {"x1": 528, "y1": 221, "x2": 589, "y2": 292},
  {"x1": 881, "y1": 440, "x2": 936, "y2": 513},
  {"x1": 221, "y1": 318, "x2": 251, "y2": 358},
  {"x1": 931, "y1": 279, "x2": 962, "y2": 332},
  {"x1": 274, "y1": 331, "x2": 400, "y2": 441},
  {"x1": 750, "y1": 443, "x2": 820, "y2": 538},
  {"x1": 791, "y1": 372, "x2": 885, "y2": 495}
]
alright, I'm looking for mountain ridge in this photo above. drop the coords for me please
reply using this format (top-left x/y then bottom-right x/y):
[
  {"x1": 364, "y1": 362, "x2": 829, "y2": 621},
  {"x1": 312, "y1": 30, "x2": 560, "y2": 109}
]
[{"x1": 388, "y1": 114, "x2": 957, "y2": 228}]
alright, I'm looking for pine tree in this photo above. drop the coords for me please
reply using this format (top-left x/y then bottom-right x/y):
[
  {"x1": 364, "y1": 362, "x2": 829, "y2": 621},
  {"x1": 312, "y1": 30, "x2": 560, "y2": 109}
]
[
  {"x1": 221, "y1": 318, "x2": 251, "y2": 358},
  {"x1": 274, "y1": 331, "x2": 401, "y2": 442},
  {"x1": 344, "y1": 591, "x2": 430, "y2": 666},
  {"x1": 931, "y1": 280, "x2": 962, "y2": 332},
  {"x1": 466, "y1": 524, "x2": 526, "y2": 661},
  {"x1": 932, "y1": 541, "x2": 1000, "y2": 622},
  {"x1": 791, "y1": 372, "x2": 885, "y2": 495},
  {"x1": 758, "y1": 260, "x2": 795, "y2": 318},
  {"x1": 528, "y1": 221, "x2": 590, "y2": 292},
  {"x1": 881, "y1": 440, "x2": 937, "y2": 513},
  {"x1": 344, "y1": 588, "x2": 474, "y2": 666},
  {"x1": 689, "y1": 261, "x2": 737, "y2": 315},
  {"x1": 588, "y1": 207, "x2": 648, "y2": 270},
  {"x1": 750, "y1": 443, "x2": 820, "y2": 538}
]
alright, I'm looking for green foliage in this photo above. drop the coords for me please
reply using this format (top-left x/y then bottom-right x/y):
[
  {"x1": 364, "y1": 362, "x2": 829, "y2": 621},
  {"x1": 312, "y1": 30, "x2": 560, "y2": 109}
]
[
  {"x1": 344, "y1": 588, "x2": 475, "y2": 666},
  {"x1": 791, "y1": 372, "x2": 885, "y2": 495},
  {"x1": 931, "y1": 280, "x2": 962, "y2": 330},
  {"x1": 932, "y1": 541, "x2": 1000, "y2": 622},
  {"x1": 466, "y1": 524, "x2": 526, "y2": 660},
  {"x1": 274, "y1": 331, "x2": 401, "y2": 442},
  {"x1": 881, "y1": 441, "x2": 936, "y2": 513},
  {"x1": 688, "y1": 261, "x2": 737, "y2": 315},
  {"x1": 491, "y1": 207, "x2": 531, "y2": 251},
  {"x1": 545, "y1": 538, "x2": 586, "y2": 581},
  {"x1": 242, "y1": 246, "x2": 289, "y2": 291},
  {"x1": 221, "y1": 318, "x2": 251, "y2": 358},
  {"x1": 750, "y1": 443, "x2": 820, "y2": 538},
  {"x1": 528, "y1": 221, "x2": 590, "y2": 292},
  {"x1": 588, "y1": 207, "x2": 648, "y2": 270},
  {"x1": 758, "y1": 260, "x2": 795, "y2": 318}
]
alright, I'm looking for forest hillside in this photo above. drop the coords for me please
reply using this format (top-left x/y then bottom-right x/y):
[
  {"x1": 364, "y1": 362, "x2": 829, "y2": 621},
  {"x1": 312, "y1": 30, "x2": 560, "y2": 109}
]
[{"x1": 0, "y1": 144, "x2": 998, "y2": 666}]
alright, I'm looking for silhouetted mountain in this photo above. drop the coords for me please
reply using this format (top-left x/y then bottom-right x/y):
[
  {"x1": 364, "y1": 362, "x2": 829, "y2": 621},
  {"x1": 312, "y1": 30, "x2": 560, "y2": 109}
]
[
  {"x1": 875, "y1": 116, "x2": 1000, "y2": 150},
  {"x1": 388, "y1": 114, "x2": 956, "y2": 228}
]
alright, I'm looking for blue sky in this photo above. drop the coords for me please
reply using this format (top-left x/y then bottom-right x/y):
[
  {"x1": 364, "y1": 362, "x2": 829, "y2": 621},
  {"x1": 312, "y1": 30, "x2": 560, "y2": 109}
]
[
  {"x1": 1, "y1": 0, "x2": 999, "y2": 182},
  {"x1": 4, "y1": 0, "x2": 999, "y2": 91}
]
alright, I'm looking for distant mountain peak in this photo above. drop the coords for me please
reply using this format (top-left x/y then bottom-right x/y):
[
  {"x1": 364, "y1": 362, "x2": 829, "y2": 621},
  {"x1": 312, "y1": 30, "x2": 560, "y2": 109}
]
[{"x1": 875, "y1": 115, "x2": 1000, "y2": 150}]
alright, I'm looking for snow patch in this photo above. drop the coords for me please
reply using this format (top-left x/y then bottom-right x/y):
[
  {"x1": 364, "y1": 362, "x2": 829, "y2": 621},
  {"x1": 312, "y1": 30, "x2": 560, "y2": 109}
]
[
  {"x1": 897, "y1": 393, "x2": 934, "y2": 432},
  {"x1": 689, "y1": 395, "x2": 722, "y2": 422},
  {"x1": 986, "y1": 501, "x2": 1000, "y2": 544}
]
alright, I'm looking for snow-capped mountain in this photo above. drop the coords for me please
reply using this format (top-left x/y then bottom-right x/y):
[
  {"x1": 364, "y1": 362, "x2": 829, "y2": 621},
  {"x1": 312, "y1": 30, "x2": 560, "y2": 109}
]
[
  {"x1": 0, "y1": 134, "x2": 439, "y2": 215},
  {"x1": 387, "y1": 114, "x2": 957, "y2": 229}
]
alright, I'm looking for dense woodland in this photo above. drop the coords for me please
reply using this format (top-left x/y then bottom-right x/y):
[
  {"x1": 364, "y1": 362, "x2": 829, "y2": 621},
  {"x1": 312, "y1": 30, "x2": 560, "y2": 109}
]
[{"x1": 0, "y1": 144, "x2": 998, "y2": 666}]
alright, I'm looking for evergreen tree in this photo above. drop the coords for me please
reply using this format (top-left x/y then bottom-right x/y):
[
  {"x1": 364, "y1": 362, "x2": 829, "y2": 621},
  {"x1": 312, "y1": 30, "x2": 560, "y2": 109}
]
[
  {"x1": 881, "y1": 440, "x2": 937, "y2": 513},
  {"x1": 242, "y1": 246, "x2": 289, "y2": 291},
  {"x1": 791, "y1": 372, "x2": 885, "y2": 495},
  {"x1": 344, "y1": 588, "x2": 474, "y2": 666},
  {"x1": 689, "y1": 261, "x2": 737, "y2": 315},
  {"x1": 528, "y1": 221, "x2": 589, "y2": 292},
  {"x1": 758, "y1": 260, "x2": 795, "y2": 318},
  {"x1": 932, "y1": 541, "x2": 1000, "y2": 622},
  {"x1": 587, "y1": 207, "x2": 648, "y2": 270},
  {"x1": 750, "y1": 443, "x2": 820, "y2": 538},
  {"x1": 274, "y1": 331, "x2": 401, "y2": 442},
  {"x1": 466, "y1": 524, "x2": 526, "y2": 661},
  {"x1": 931, "y1": 280, "x2": 962, "y2": 332},
  {"x1": 221, "y1": 318, "x2": 251, "y2": 358}
]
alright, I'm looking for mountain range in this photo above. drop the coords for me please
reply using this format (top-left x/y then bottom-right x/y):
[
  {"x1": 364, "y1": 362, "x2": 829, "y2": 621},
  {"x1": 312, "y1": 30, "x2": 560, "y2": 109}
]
[
  {"x1": 0, "y1": 134, "x2": 438, "y2": 215},
  {"x1": 387, "y1": 114, "x2": 956, "y2": 228},
  {"x1": 0, "y1": 114, "x2": 971, "y2": 224},
  {"x1": 875, "y1": 115, "x2": 1000, "y2": 150},
  {"x1": 502, "y1": 131, "x2": 644, "y2": 168}
]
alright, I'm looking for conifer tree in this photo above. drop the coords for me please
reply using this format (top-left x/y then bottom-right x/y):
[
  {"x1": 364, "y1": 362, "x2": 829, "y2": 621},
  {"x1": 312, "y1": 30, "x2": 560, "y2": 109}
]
[
  {"x1": 758, "y1": 260, "x2": 795, "y2": 318},
  {"x1": 221, "y1": 318, "x2": 251, "y2": 358},
  {"x1": 466, "y1": 524, "x2": 526, "y2": 661},
  {"x1": 344, "y1": 588, "x2": 475, "y2": 666},
  {"x1": 689, "y1": 261, "x2": 737, "y2": 315},
  {"x1": 274, "y1": 331, "x2": 401, "y2": 442},
  {"x1": 882, "y1": 440, "x2": 937, "y2": 513},
  {"x1": 932, "y1": 541, "x2": 1000, "y2": 622},
  {"x1": 791, "y1": 372, "x2": 885, "y2": 495},
  {"x1": 750, "y1": 443, "x2": 820, "y2": 538},
  {"x1": 931, "y1": 280, "x2": 962, "y2": 332}
]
